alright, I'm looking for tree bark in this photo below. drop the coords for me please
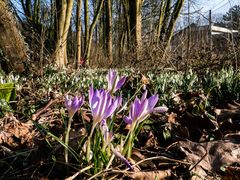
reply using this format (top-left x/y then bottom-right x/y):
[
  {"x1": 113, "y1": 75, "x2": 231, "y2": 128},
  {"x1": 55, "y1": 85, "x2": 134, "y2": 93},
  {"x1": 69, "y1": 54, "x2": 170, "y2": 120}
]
[
  {"x1": 106, "y1": 0, "x2": 113, "y2": 64},
  {"x1": 84, "y1": 0, "x2": 89, "y2": 59},
  {"x1": 0, "y1": 0, "x2": 27, "y2": 73},
  {"x1": 163, "y1": 0, "x2": 185, "y2": 53},
  {"x1": 84, "y1": 0, "x2": 104, "y2": 66},
  {"x1": 54, "y1": 0, "x2": 74, "y2": 68},
  {"x1": 76, "y1": 0, "x2": 82, "y2": 68},
  {"x1": 122, "y1": 0, "x2": 143, "y2": 53}
]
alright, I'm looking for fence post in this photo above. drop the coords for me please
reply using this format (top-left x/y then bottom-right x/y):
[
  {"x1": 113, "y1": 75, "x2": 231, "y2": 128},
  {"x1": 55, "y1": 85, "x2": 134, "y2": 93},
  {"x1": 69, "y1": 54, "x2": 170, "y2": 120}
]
[{"x1": 208, "y1": 10, "x2": 212, "y2": 60}]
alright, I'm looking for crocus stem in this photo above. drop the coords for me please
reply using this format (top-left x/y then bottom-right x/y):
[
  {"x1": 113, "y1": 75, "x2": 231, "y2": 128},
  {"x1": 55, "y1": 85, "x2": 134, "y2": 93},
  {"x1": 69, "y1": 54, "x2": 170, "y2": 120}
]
[
  {"x1": 65, "y1": 116, "x2": 72, "y2": 164},
  {"x1": 86, "y1": 122, "x2": 97, "y2": 162},
  {"x1": 123, "y1": 129, "x2": 134, "y2": 157},
  {"x1": 123, "y1": 120, "x2": 136, "y2": 145},
  {"x1": 127, "y1": 132, "x2": 133, "y2": 158},
  {"x1": 117, "y1": 85, "x2": 144, "y2": 114}
]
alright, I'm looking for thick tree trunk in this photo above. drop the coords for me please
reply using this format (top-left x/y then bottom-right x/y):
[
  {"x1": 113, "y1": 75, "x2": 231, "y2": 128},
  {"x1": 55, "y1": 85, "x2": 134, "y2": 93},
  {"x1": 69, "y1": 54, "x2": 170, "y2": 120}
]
[
  {"x1": 54, "y1": 0, "x2": 74, "y2": 68},
  {"x1": 0, "y1": 0, "x2": 27, "y2": 73},
  {"x1": 123, "y1": 0, "x2": 143, "y2": 56}
]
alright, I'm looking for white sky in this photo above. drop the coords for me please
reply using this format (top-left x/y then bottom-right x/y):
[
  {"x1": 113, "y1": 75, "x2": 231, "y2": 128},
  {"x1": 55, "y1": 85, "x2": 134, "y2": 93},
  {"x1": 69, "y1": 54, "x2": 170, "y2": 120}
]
[
  {"x1": 176, "y1": 0, "x2": 240, "y2": 29},
  {"x1": 200, "y1": 0, "x2": 240, "y2": 13}
]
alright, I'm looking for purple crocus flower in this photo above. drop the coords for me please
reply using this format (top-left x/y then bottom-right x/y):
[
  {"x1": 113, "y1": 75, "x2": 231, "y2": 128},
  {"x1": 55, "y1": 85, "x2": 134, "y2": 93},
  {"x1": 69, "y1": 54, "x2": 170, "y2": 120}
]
[
  {"x1": 124, "y1": 90, "x2": 168, "y2": 125},
  {"x1": 100, "y1": 119, "x2": 133, "y2": 170},
  {"x1": 89, "y1": 85, "x2": 122, "y2": 124},
  {"x1": 111, "y1": 144, "x2": 133, "y2": 170},
  {"x1": 107, "y1": 69, "x2": 126, "y2": 93},
  {"x1": 65, "y1": 95, "x2": 84, "y2": 118},
  {"x1": 100, "y1": 119, "x2": 113, "y2": 145}
]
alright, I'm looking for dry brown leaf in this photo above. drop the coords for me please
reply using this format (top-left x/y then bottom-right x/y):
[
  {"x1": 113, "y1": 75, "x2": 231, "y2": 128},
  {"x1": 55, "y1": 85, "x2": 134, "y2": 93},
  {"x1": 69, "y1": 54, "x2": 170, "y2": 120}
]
[
  {"x1": 141, "y1": 74, "x2": 150, "y2": 85},
  {"x1": 167, "y1": 112, "x2": 177, "y2": 124},
  {"x1": 175, "y1": 135, "x2": 240, "y2": 180},
  {"x1": 215, "y1": 101, "x2": 240, "y2": 122},
  {"x1": 143, "y1": 131, "x2": 158, "y2": 148},
  {"x1": 130, "y1": 169, "x2": 171, "y2": 180},
  {"x1": 223, "y1": 165, "x2": 240, "y2": 179},
  {"x1": 131, "y1": 149, "x2": 157, "y2": 170},
  {"x1": 0, "y1": 113, "x2": 37, "y2": 149}
]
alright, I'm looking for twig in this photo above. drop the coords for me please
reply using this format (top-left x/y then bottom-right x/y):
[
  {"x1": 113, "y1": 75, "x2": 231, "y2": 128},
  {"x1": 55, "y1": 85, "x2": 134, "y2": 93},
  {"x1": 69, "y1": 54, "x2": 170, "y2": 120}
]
[
  {"x1": 132, "y1": 156, "x2": 191, "y2": 168},
  {"x1": 65, "y1": 164, "x2": 93, "y2": 180},
  {"x1": 189, "y1": 146, "x2": 208, "y2": 172},
  {"x1": 87, "y1": 165, "x2": 122, "y2": 180},
  {"x1": 31, "y1": 98, "x2": 62, "y2": 121}
]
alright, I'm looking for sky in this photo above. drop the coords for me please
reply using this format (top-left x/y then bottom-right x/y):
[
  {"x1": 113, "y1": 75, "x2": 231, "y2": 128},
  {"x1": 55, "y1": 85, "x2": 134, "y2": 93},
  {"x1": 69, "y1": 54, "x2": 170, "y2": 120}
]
[
  {"x1": 200, "y1": 0, "x2": 240, "y2": 14},
  {"x1": 176, "y1": 0, "x2": 240, "y2": 29}
]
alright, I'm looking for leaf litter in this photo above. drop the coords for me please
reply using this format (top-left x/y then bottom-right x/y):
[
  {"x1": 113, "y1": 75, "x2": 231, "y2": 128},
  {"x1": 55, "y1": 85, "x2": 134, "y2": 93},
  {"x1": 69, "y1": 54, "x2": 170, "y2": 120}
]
[{"x1": 0, "y1": 71, "x2": 240, "y2": 179}]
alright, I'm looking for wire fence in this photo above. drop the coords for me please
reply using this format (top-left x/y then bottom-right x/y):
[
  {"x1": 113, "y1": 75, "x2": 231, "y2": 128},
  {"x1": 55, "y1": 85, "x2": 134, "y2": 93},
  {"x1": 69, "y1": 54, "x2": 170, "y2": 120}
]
[{"x1": 171, "y1": 0, "x2": 240, "y2": 70}]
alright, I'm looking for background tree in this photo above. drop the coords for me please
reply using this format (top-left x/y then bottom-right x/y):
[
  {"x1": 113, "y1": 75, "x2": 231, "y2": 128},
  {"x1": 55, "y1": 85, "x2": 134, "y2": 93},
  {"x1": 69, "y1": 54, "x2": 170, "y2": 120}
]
[
  {"x1": 54, "y1": 0, "x2": 74, "y2": 67},
  {"x1": 0, "y1": 0, "x2": 28, "y2": 73},
  {"x1": 223, "y1": 5, "x2": 240, "y2": 30},
  {"x1": 83, "y1": 0, "x2": 104, "y2": 66},
  {"x1": 157, "y1": 0, "x2": 185, "y2": 56},
  {"x1": 3, "y1": 0, "x2": 186, "y2": 70},
  {"x1": 105, "y1": 0, "x2": 113, "y2": 64},
  {"x1": 20, "y1": 0, "x2": 41, "y2": 31},
  {"x1": 76, "y1": 0, "x2": 82, "y2": 68},
  {"x1": 122, "y1": 0, "x2": 143, "y2": 56}
]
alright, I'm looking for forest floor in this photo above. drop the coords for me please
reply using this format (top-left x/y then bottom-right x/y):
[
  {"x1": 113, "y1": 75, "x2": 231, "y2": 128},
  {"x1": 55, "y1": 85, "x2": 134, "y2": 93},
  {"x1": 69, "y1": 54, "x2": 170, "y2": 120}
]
[{"x1": 0, "y1": 67, "x2": 240, "y2": 179}]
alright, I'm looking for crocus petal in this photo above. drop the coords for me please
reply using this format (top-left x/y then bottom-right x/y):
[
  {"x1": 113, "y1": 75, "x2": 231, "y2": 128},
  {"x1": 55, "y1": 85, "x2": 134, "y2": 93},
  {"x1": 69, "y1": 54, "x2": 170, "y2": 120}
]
[
  {"x1": 108, "y1": 69, "x2": 117, "y2": 91},
  {"x1": 124, "y1": 116, "x2": 133, "y2": 124},
  {"x1": 141, "y1": 90, "x2": 148, "y2": 102},
  {"x1": 96, "y1": 90, "x2": 108, "y2": 118},
  {"x1": 64, "y1": 95, "x2": 84, "y2": 118},
  {"x1": 104, "y1": 97, "x2": 119, "y2": 118},
  {"x1": 153, "y1": 106, "x2": 168, "y2": 113},
  {"x1": 138, "y1": 98, "x2": 148, "y2": 119},
  {"x1": 91, "y1": 97, "x2": 100, "y2": 119},
  {"x1": 91, "y1": 90, "x2": 100, "y2": 112},
  {"x1": 111, "y1": 145, "x2": 133, "y2": 170},
  {"x1": 147, "y1": 94, "x2": 159, "y2": 111},
  {"x1": 133, "y1": 98, "x2": 141, "y2": 119},
  {"x1": 116, "y1": 96, "x2": 122, "y2": 107},
  {"x1": 100, "y1": 119, "x2": 109, "y2": 142},
  {"x1": 124, "y1": 92, "x2": 167, "y2": 125},
  {"x1": 64, "y1": 96, "x2": 72, "y2": 110},
  {"x1": 115, "y1": 76, "x2": 126, "y2": 92}
]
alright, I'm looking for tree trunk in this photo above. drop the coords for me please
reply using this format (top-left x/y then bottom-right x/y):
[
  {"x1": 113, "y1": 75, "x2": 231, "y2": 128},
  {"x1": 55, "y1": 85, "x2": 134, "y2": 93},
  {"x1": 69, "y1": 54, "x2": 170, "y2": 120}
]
[
  {"x1": 135, "y1": 0, "x2": 143, "y2": 55},
  {"x1": 54, "y1": 0, "x2": 74, "y2": 68},
  {"x1": 84, "y1": 0, "x2": 104, "y2": 66},
  {"x1": 128, "y1": 0, "x2": 143, "y2": 59},
  {"x1": 122, "y1": 0, "x2": 131, "y2": 50},
  {"x1": 156, "y1": 0, "x2": 185, "y2": 58},
  {"x1": 158, "y1": 0, "x2": 172, "y2": 42},
  {"x1": 106, "y1": 0, "x2": 113, "y2": 64},
  {"x1": 163, "y1": 0, "x2": 185, "y2": 55},
  {"x1": 84, "y1": 0, "x2": 89, "y2": 60},
  {"x1": 76, "y1": 0, "x2": 82, "y2": 68},
  {"x1": 0, "y1": 0, "x2": 27, "y2": 73},
  {"x1": 157, "y1": 0, "x2": 167, "y2": 41}
]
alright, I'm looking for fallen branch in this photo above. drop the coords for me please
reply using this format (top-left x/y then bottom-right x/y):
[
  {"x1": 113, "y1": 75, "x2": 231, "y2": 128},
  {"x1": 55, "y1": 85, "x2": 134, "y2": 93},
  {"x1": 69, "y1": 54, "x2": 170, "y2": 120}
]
[{"x1": 31, "y1": 98, "x2": 62, "y2": 121}]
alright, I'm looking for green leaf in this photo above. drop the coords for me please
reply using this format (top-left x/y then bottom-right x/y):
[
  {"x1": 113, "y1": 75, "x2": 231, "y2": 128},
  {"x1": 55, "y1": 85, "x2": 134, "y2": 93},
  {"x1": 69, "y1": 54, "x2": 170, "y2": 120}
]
[
  {"x1": 0, "y1": 83, "x2": 15, "y2": 102},
  {"x1": 163, "y1": 129, "x2": 171, "y2": 140}
]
